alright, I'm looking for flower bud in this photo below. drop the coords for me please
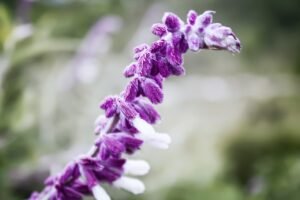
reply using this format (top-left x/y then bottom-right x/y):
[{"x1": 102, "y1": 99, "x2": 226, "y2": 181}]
[
  {"x1": 162, "y1": 12, "x2": 182, "y2": 32},
  {"x1": 187, "y1": 10, "x2": 197, "y2": 25},
  {"x1": 151, "y1": 23, "x2": 167, "y2": 37},
  {"x1": 141, "y1": 78, "x2": 163, "y2": 104},
  {"x1": 123, "y1": 62, "x2": 137, "y2": 77}
]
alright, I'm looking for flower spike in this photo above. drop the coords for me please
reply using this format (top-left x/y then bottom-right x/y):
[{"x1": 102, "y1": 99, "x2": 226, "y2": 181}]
[{"x1": 29, "y1": 10, "x2": 240, "y2": 200}]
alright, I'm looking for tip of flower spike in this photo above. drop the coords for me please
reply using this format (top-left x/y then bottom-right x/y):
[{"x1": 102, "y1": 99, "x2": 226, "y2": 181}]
[
  {"x1": 203, "y1": 24, "x2": 241, "y2": 54},
  {"x1": 230, "y1": 37, "x2": 242, "y2": 53},
  {"x1": 222, "y1": 34, "x2": 241, "y2": 53}
]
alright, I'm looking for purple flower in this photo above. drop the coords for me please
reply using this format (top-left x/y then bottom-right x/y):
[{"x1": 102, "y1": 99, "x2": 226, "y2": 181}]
[
  {"x1": 195, "y1": 10, "x2": 215, "y2": 28},
  {"x1": 132, "y1": 98, "x2": 160, "y2": 124},
  {"x1": 166, "y1": 42, "x2": 183, "y2": 66},
  {"x1": 137, "y1": 51, "x2": 153, "y2": 76},
  {"x1": 29, "y1": 10, "x2": 241, "y2": 200},
  {"x1": 153, "y1": 57, "x2": 171, "y2": 78},
  {"x1": 123, "y1": 62, "x2": 137, "y2": 77},
  {"x1": 140, "y1": 77, "x2": 163, "y2": 104},
  {"x1": 187, "y1": 10, "x2": 197, "y2": 25},
  {"x1": 124, "y1": 78, "x2": 139, "y2": 102},
  {"x1": 183, "y1": 10, "x2": 241, "y2": 53},
  {"x1": 153, "y1": 56, "x2": 185, "y2": 78},
  {"x1": 123, "y1": 77, "x2": 163, "y2": 104},
  {"x1": 99, "y1": 96, "x2": 118, "y2": 118},
  {"x1": 100, "y1": 96, "x2": 137, "y2": 119},
  {"x1": 96, "y1": 132, "x2": 143, "y2": 159},
  {"x1": 162, "y1": 12, "x2": 182, "y2": 33},
  {"x1": 80, "y1": 157, "x2": 125, "y2": 184},
  {"x1": 150, "y1": 39, "x2": 167, "y2": 54},
  {"x1": 54, "y1": 182, "x2": 83, "y2": 200},
  {"x1": 117, "y1": 117, "x2": 139, "y2": 134},
  {"x1": 43, "y1": 163, "x2": 87, "y2": 200},
  {"x1": 118, "y1": 99, "x2": 138, "y2": 119},
  {"x1": 58, "y1": 162, "x2": 80, "y2": 184},
  {"x1": 151, "y1": 23, "x2": 167, "y2": 37},
  {"x1": 184, "y1": 11, "x2": 215, "y2": 51},
  {"x1": 133, "y1": 43, "x2": 149, "y2": 61}
]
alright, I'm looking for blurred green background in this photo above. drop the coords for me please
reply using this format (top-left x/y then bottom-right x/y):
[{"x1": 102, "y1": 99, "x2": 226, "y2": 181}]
[{"x1": 0, "y1": 0, "x2": 299, "y2": 199}]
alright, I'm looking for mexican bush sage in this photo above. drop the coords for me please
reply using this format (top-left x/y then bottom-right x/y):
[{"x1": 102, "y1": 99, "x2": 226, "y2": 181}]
[{"x1": 29, "y1": 10, "x2": 241, "y2": 200}]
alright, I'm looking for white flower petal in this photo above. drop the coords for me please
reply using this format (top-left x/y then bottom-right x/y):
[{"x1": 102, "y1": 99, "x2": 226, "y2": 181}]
[
  {"x1": 132, "y1": 117, "x2": 156, "y2": 135},
  {"x1": 91, "y1": 185, "x2": 111, "y2": 200},
  {"x1": 113, "y1": 177, "x2": 145, "y2": 195},
  {"x1": 132, "y1": 117, "x2": 171, "y2": 149},
  {"x1": 94, "y1": 115, "x2": 105, "y2": 125},
  {"x1": 137, "y1": 132, "x2": 171, "y2": 149},
  {"x1": 124, "y1": 160, "x2": 150, "y2": 176}
]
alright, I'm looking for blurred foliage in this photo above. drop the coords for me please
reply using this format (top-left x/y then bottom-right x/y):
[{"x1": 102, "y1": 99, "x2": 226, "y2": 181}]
[
  {"x1": 223, "y1": 97, "x2": 300, "y2": 200},
  {"x1": 0, "y1": 130, "x2": 37, "y2": 199},
  {"x1": 121, "y1": 182, "x2": 243, "y2": 200},
  {"x1": 164, "y1": 182, "x2": 243, "y2": 200},
  {"x1": 0, "y1": 3, "x2": 11, "y2": 50}
]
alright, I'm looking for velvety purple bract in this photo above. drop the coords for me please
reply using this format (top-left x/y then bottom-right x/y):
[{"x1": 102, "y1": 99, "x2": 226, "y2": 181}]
[
  {"x1": 166, "y1": 43, "x2": 183, "y2": 66},
  {"x1": 80, "y1": 157, "x2": 125, "y2": 184},
  {"x1": 100, "y1": 96, "x2": 137, "y2": 120},
  {"x1": 163, "y1": 12, "x2": 182, "y2": 32},
  {"x1": 96, "y1": 132, "x2": 142, "y2": 159},
  {"x1": 117, "y1": 117, "x2": 139, "y2": 134},
  {"x1": 150, "y1": 39, "x2": 167, "y2": 53},
  {"x1": 100, "y1": 136, "x2": 125, "y2": 158},
  {"x1": 137, "y1": 51, "x2": 152, "y2": 76},
  {"x1": 133, "y1": 43, "x2": 149, "y2": 61},
  {"x1": 124, "y1": 78, "x2": 139, "y2": 102},
  {"x1": 109, "y1": 132, "x2": 143, "y2": 154},
  {"x1": 132, "y1": 99, "x2": 160, "y2": 124},
  {"x1": 151, "y1": 23, "x2": 167, "y2": 37},
  {"x1": 195, "y1": 10, "x2": 215, "y2": 28},
  {"x1": 141, "y1": 77, "x2": 163, "y2": 104},
  {"x1": 187, "y1": 10, "x2": 197, "y2": 25},
  {"x1": 118, "y1": 99, "x2": 137, "y2": 119},
  {"x1": 123, "y1": 62, "x2": 137, "y2": 77},
  {"x1": 58, "y1": 162, "x2": 80, "y2": 183},
  {"x1": 54, "y1": 183, "x2": 83, "y2": 200},
  {"x1": 100, "y1": 96, "x2": 117, "y2": 118}
]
